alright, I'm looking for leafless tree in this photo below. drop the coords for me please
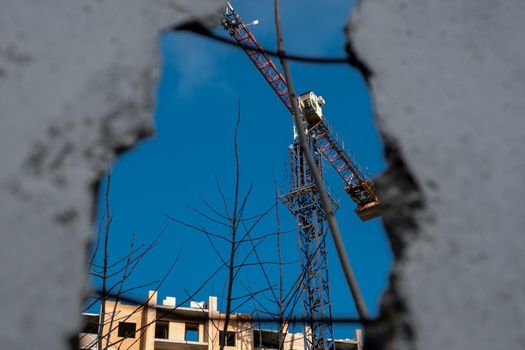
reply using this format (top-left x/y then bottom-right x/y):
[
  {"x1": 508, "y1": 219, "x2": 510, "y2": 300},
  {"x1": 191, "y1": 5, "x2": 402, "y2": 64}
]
[
  {"x1": 80, "y1": 174, "x2": 179, "y2": 350},
  {"x1": 165, "y1": 106, "x2": 302, "y2": 350}
]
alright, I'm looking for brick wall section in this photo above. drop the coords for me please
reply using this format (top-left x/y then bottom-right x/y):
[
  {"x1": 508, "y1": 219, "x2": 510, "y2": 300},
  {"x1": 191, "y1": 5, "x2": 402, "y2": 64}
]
[
  {"x1": 102, "y1": 302, "x2": 144, "y2": 350},
  {"x1": 141, "y1": 291, "x2": 158, "y2": 350}
]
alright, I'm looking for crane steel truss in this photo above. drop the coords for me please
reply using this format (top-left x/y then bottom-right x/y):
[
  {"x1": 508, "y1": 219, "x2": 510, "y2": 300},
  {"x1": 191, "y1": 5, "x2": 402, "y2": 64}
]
[
  {"x1": 221, "y1": 5, "x2": 380, "y2": 221},
  {"x1": 281, "y1": 140, "x2": 336, "y2": 350},
  {"x1": 221, "y1": 3, "x2": 378, "y2": 349},
  {"x1": 221, "y1": 7, "x2": 291, "y2": 110}
]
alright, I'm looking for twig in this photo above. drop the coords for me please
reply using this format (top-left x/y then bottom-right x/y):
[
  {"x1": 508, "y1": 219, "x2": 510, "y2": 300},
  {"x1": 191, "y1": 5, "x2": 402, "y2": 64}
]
[
  {"x1": 98, "y1": 174, "x2": 112, "y2": 350},
  {"x1": 220, "y1": 102, "x2": 242, "y2": 350}
]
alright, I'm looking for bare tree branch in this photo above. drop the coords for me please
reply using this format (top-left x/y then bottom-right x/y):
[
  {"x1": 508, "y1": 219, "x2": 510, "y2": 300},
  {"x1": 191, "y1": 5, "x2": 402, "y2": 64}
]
[
  {"x1": 166, "y1": 214, "x2": 231, "y2": 243},
  {"x1": 220, "y1": 102, "x2": 242, "y2": 350},
  {"x1": 98, "y1": 174, "x2": 112, "y2": 350}
]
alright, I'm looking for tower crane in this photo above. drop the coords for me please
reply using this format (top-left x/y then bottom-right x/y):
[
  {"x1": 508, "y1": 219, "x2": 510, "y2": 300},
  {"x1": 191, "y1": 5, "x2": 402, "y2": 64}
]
[
  {"x1": 221, "y1": 3, "x2": 381, "y2": 350},
  {"x1": 221, "y1": 3, "x2": 380, "y2": 221}
]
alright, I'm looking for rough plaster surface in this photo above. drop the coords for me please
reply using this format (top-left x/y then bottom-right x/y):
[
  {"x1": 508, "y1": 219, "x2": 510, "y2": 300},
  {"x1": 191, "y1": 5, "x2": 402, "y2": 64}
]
[
  {"x1": 0, "y1": 1, "x2": 222, "y2": 349},
  {"x1": 347, "y1": 1, "x2": 525, "y2": 349}
]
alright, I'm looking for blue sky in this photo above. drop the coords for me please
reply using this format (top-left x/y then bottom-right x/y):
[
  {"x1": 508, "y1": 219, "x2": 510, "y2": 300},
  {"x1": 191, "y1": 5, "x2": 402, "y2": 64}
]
[{"x1": 92, "y1": 0, "x2": 392, "y2": 338}]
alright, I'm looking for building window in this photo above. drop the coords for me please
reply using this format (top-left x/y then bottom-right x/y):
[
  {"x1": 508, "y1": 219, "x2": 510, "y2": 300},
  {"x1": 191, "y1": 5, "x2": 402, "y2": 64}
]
[
  {"x1": 155, "y1": 321, "x2": 169, "y2": 339},
  {"x1": 219, "y1": 331, "x2": 236, "y2": 347},
  {"x1": 81, "y1": 317, "x2": 99, "y2": 334},
  {"x1": 118, "y1": 322, "x2": 136, "y2": 338},
  {"x1": 254, "y1": 330, "x2": 279, "y2": 349},
  {"x1": 185, "y1": 323, "x2": 199, "y2": 342}
]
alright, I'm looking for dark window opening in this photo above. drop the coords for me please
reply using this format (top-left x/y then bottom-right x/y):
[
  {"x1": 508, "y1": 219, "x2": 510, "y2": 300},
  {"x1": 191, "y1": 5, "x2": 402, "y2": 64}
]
[
  {"x1": 254, "y1": 330, "x2": 279, "y2": 349},
  {"x1": 118, "y1": 322, "x2": 136, "y2": 338},
  {"x1": 81, "y1": 316, "x2": 99, "y2": 334},
  {"x1": 155, "y1": 321, "x2": 169, "y2": 339},
  {"x1": 185, "y1": 323, "x2": 199, "y2": 342},
  {"x1": 219, "y1": 331, "x2": 236, "y2": 347}
]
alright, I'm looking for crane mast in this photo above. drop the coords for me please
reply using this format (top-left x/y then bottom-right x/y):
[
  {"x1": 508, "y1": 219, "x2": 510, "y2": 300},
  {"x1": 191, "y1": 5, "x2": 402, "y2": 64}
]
[{"x1": 222, "y1": 3, "x2": 379, "y2": 350}]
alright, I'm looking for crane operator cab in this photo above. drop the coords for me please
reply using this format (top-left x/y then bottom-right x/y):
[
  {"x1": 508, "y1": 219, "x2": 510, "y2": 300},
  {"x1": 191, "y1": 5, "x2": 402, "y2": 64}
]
[{"x1": 299, "y1": 91, "x2": 325, "y2": 126}]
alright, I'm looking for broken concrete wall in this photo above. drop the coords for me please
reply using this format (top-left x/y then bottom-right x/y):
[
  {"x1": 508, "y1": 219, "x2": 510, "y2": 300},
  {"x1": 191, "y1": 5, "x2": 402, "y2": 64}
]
[
  {"x1": 0, "y1": 1, "x2": 221, "y2": 349},
  {"x1": 347, "y1": 1, "x2": 525, "y2": 349}
]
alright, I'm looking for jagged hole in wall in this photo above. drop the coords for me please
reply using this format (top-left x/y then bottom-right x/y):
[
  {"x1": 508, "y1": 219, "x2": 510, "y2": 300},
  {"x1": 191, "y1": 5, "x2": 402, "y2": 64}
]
[{"x1": 86, "y1": 2, "x2": 394, "y2": 349}]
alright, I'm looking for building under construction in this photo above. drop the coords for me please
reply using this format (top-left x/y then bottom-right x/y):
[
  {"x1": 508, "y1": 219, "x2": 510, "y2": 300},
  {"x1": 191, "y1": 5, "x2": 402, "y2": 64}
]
[{"x1": 79, "y1": 291, "x2": 363, "y2": 350}]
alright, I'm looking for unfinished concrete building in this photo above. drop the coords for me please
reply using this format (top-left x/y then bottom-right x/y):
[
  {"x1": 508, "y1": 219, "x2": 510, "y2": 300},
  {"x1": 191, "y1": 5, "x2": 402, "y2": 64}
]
[{"x1": 79, "y1": 291, "x2": 363, "y2": 350}]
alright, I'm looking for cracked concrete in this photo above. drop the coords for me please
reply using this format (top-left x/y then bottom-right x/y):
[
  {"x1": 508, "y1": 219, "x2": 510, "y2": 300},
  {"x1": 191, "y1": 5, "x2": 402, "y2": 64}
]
[
  {"x1": 347, "y1": 0, "x2": 525, "y2": 349},
  {"x1": 0, "y1": 1, "x2": 222, "y2": 349}
]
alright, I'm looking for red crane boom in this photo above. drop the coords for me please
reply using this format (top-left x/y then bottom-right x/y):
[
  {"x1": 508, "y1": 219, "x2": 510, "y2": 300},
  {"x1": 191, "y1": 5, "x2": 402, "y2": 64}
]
[{"x1": 221, "y1": 4, "x2": 380, "y2": 221}]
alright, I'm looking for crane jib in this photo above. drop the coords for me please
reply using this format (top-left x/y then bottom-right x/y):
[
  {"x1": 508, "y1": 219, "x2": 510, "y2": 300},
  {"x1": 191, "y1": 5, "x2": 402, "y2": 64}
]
[{"x1": 221, "y1": 5, "x2": 381, "y2": 221}]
